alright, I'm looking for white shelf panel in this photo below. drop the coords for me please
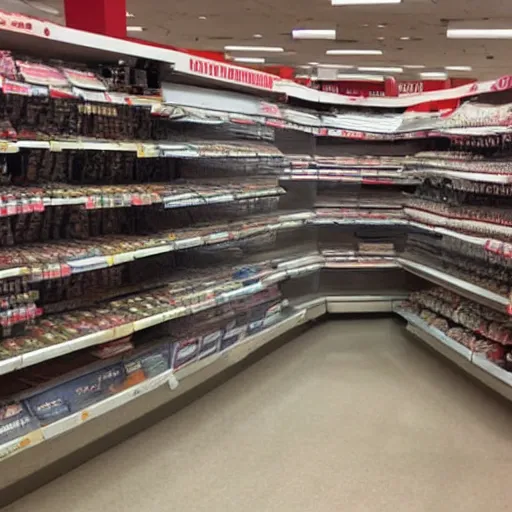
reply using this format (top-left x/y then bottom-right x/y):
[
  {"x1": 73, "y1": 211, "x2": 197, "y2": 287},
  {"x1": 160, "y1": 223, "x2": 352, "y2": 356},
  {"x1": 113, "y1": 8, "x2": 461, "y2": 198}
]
[
  {"x1": 412, "y1": 168, "x2": 512, "y2": 184},
  {"x1": 0, "y1": 307, "x2": 310, "y2": 462},
  {"x1": 326, "y1": 295, "x2": 407, "y2": 314},
  {"x1": 398, "y1": 258, "x2": 510, "y2": 314},
  {"x1": 394, "y1": 308, "x2": 473, "y2": 360}
]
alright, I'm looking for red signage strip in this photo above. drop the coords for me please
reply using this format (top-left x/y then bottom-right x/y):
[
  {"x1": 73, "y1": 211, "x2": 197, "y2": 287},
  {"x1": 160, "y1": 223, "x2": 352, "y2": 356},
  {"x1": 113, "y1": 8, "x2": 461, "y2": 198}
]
[{"x1": 189, "y1": 58, "x2": 275, "y2": 91}]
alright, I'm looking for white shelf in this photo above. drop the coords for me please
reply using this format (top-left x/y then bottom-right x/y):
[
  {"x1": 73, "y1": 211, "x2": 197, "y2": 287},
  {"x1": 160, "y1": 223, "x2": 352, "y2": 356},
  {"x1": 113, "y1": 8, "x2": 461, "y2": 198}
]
[
  {"x1": 0, "y1": 307, "x2": 310, "y2": 462},
  {"x1": 397, "y1": 308, "x2": 512, "y2": 401},
  {"x1": 326, "y1": 295, "x2": 407, "y2": 313},
  {"x1": 411, "y1": 168, "x2": 512, "y2": 184},
  {"x1": 394, "y1": 308, "x2": 472, "y2": 360},
  {"x1": 398, "y1": 258, "x2": 510, "y2": 313}
]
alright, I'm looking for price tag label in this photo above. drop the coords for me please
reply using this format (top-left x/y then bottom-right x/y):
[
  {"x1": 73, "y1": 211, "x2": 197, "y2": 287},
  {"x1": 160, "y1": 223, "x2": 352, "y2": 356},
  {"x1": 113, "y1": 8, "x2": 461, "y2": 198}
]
[
  {"x1": 168, "y1": 374, "x2": 179, "y2": 390},
  {"x1": 0, "y1": 142, "x2": 10, "y2": 153},
  {"x1": 105, "y1": 255, "x2": 114, "y2": 267},
  {"x1": 49, "y1": 141, "x2": 62, "y2": 152}
]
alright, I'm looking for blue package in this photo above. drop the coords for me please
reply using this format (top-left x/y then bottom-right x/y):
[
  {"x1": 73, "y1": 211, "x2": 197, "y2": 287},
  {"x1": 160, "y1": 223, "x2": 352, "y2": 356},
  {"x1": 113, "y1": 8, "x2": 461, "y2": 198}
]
[
  {"x1": 27, "y1": 362, "x2": 125, "y2": 425},
  {"x1": 199, "y1": 329, "x2": 223, "y2": 358},
  {"x1": 0, "y1": 402, "x2": 39, "y2": 444}
]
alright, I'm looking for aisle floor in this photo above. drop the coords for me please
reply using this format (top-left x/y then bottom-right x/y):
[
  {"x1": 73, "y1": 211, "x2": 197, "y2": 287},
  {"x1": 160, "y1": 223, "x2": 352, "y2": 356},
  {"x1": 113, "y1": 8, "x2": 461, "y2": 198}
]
[{"x1": 6, "y1": 318, "x2": 512, "y2": 512}]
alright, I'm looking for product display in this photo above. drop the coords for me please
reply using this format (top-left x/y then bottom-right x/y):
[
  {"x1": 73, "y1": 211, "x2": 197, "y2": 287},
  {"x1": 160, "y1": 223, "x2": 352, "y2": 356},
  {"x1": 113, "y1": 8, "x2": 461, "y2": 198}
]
[{"x1": 6, "y1": 11, "x2": 512, "y2": 503}]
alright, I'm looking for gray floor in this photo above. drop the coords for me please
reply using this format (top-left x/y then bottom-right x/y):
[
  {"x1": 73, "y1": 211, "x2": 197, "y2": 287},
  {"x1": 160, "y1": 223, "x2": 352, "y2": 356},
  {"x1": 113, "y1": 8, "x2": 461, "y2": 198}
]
[{"x1": 6, "y1": 318, "x2": 512, "y2": 512}]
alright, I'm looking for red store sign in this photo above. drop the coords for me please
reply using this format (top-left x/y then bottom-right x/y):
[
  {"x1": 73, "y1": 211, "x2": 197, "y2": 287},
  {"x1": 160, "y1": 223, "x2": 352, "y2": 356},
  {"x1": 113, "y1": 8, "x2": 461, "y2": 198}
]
[
  {"x1": 189, "y1": 58, "x2": 275, "y2": 90},
  {"x1": 320, "y1": 80, "x2": 450, "y2": 97}
]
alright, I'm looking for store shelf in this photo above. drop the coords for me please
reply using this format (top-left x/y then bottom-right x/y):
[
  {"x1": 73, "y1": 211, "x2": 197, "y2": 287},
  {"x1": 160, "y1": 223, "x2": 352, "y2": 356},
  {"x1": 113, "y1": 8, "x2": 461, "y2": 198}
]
[
  {"x1": 397, "y1": 308, "x2": 512, "y2": 401},
  {"x1": 0, "y1": 212, "x2": 307, "y2": 283},
  {"x1": 394, "y1": 307, "x2": 473, "y2": 361},
  {"x1": 326, "y1": 295, "x2": 407, "y2": 314},
  {"x1": 398, "y1": 258, "x2": 510, "y2": 314},
  {"x1": 410, "y1": 168, "x2": 512, "y2": 184},
  {"x1": 405, "y1": 206, "x2": 512, "y2": 239},
  {"x1": 0, "y1": 306, "x2": 312, "y2": 463}
]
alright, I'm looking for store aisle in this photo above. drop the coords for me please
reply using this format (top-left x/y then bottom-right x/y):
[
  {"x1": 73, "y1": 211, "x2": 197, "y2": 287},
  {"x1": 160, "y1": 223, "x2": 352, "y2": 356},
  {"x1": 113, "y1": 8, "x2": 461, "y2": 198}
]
[{"x1": 6, "y1": 318, "x2": 512, "y2": 512}]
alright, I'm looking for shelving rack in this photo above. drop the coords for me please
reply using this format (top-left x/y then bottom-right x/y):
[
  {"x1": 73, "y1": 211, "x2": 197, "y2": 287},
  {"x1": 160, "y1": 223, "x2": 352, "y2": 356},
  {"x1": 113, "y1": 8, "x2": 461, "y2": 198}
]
[{"x1": 3, "y1": 8, "x2": 512, "y2": 506}]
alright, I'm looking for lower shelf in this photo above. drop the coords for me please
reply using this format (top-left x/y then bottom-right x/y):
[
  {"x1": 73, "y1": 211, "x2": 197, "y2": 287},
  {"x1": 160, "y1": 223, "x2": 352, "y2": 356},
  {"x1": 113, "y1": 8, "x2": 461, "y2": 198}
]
[
  {"x1": 326, "y1": 295, "x2": 407, "y2": 313},
  {"x1": 394, "y1": 307, "x2": 512, "y2": 401}
]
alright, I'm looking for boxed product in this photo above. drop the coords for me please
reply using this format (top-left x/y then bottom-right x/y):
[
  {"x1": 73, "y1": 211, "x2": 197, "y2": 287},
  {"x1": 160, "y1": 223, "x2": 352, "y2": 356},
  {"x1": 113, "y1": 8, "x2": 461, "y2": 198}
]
[
  {"x1": 0, "y1": 402, "x2": 39, "y2": 444},
  {"x1": 26, "y1": 362, "x2": 125, "y2": 424}
]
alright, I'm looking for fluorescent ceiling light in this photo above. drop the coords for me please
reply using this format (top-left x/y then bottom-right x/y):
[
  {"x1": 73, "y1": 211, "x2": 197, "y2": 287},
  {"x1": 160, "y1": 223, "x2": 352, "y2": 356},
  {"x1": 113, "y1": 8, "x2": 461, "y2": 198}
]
[
  {"x1": 420, "y1": 72, "x2": 448, "y2": 78},
  {"x1": 126, "y1": 11, "x2": 135, "y2": 17},
  {"x1": 358, "y1": 66, "x2": 403, "y2": 73},
  {"x1": 224, "y1": 45, "x2": 284, "y2": 52},
  {"x1": 317, "y1": 64, "x2": 354, "y2": 69},
  {"x1": 337, "y1": 73, "x2": 385, "y2": 81},
  {"x1": 447, "y1": 28, "x2": 512, "y2": 39},
  {"x1": 326, "y1": 49, "x2": 383, "y2": 55},
  {"x1": 332, "y1": 0, "x2": 401, "y2": 4},
  {"x1": 127, "y1": 26, "x2": 145, "y2": 32},
  {"x1": 400, "y1": 36, "x2": 410, "y2": 40},
  {"x1": 444, "y1": 66, "x2": 473, "y2": 71},
  {"x1": 403, "y1": 65, "x2": 425, "y2": 69},
  {"x1": 292, "y1": 29, "x2": 336, "y2": 40},
  {"x1": 232, "y1": 57, "x2": 266, "y2": 64}
]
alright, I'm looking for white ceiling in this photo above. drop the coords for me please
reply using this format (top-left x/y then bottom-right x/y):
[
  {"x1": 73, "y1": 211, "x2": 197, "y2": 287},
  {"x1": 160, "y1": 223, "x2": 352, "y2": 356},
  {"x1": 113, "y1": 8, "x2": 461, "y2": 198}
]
[{"x1": 3, "y1": 0, "x2": 512, "y2": 80}]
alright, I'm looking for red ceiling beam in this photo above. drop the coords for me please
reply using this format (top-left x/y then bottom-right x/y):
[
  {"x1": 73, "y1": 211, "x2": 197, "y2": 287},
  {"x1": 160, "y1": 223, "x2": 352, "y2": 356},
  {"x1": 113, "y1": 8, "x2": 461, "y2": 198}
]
[{"x1": 64, "y1": 0, "x2": 127, "y2": 39}]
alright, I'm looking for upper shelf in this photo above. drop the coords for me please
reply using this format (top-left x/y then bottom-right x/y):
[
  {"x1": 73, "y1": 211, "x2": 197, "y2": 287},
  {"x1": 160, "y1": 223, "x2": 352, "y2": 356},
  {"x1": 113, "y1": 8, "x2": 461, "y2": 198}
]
[{"x1": 3, "y1": 9, "x2": 512, "y2": 108}]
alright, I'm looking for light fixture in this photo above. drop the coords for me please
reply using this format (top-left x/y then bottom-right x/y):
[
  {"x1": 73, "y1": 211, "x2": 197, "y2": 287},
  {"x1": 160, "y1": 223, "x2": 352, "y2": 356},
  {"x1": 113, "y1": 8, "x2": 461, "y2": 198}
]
[
  {"x1": 224, "y1": 45, "x2": 284, "y2": 52},
  {"x1": 358, "y1": 66, "x2": 403, "y2": 73},
  {"x1": 332, "y1": 0, "x2": 401, "y2": 4},
  {"x1": 232, "y1": 57, "x2": 266, "y2": 64},
  {"x1": 308, "y1": 62, "x2": 320, "y2": 66},
  {"x1": 377, "y1": 36, "x2": 385, "y2": 40},
  {"x1": 399, "y1": 36, "x2": 410, "y2": 40},
  {"x1": 326, "y1": 49, "x2": 383, "y2": 55},
  {"x1": 444, "y1": 66, "x2": 473, "y2": 71},
  {"x1": 127, "y1": 26, "x2": 145, "y2": 32},
  {"x1": 253, "y1": 34, "x2": 263, "y2": 38},
  {"x1": 337, "y1": 73, "x2": 385, "y2": 81},
  {"x1": 292, "y1": 29, "x2": 336, "y2": 40},
  {"x1": 317, "y1": 63, "x2": 354, "y2": 69},
  {"x1": 420, "y1": 71, "x2": 448, "y2": 79},
  {"x1": 198, "y1": 16, "x2": 207, "y2": 20},
  {"x1": 447, "y1": 27, "x2": 512, "y2": 39},
  {"x1": 126, "y1": 11, "x2": 135, "y2": 18},
  {"x1": 377, "y1": 24, "x2": 386, "y2": 28},
  {"x1": 403, "y1": 65, "x2": 425, "y2": 69}
]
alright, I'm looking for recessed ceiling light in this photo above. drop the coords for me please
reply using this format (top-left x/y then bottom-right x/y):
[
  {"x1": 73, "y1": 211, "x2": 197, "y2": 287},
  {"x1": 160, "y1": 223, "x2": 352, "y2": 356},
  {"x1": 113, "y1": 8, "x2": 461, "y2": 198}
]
[
  {"x1": 377, "y1": 36, "x2": 385, "y2": 40},
  {"x1": 332, "y1": 0, "x2": 401, "y2": 4},
  {"x1": 444, "y1": 66, "x2": 472, "y2": 71},
  {"x1": 400, "y1": 36, "x2": 410, "y2": 40},
  {"x1": 377, "y1": 24, "x2": 387, "y2": 29},
  {"x1": 126, "y1": 11, "x2": 135, "y2": 18},
  {"x1": 403, "y1": 65, "x2": 425, "y2": 69},
  {"x1": 127, "y1": 26, "x2": 145, "y2": 32},
  {"x1": 292, "y1": 29, "x2": 336, "y2": 40},
  {"x1": 447, "y1": 27, "x2": 512, "y2": 39},
  {"x1": 232, "y1": 57, "x2": 266, "y2": 64},
  {"x1": 317, "y1": 64, "x2": 355, "y2": 69},
  {"x1": 362, "y1": 24, "x2": 369, "y2": 28},
  {"x1": 253, "y1": 34, "x2": 263, "y2": 38},
  {"x1": 420, "y1": 71, "x2": 448, "y2": 78},
  {"x1": 337, "y1": 73, "x2": 385, "y2": 81},
  {"x1": 358, "y1": 66, "x2": 403, "y2": 73},
  {"x1": 326, "y1": 49, "x2": 383, "y2": 55},
  {"x1": 198, "y1": 16, "x2": 207, "y2": 20},
  {"x1": 224, "y1": 45, "x2": 284, "y2": 52}
]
